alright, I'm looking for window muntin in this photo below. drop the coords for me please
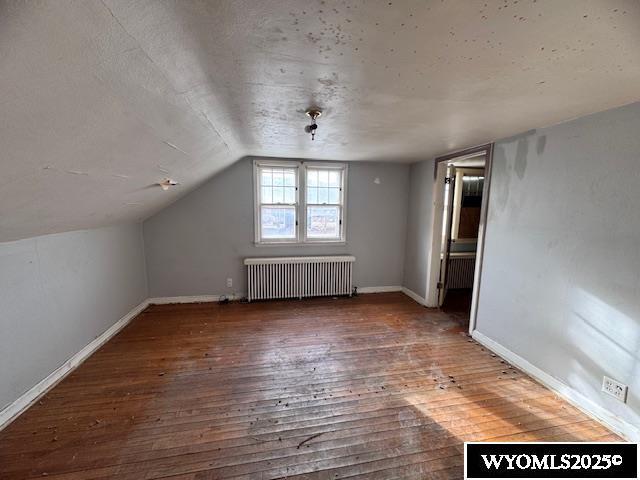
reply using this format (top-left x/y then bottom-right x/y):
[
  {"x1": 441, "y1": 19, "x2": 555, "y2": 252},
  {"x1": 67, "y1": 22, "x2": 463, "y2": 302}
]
[{"x1": 254, "y1": 161, "x2": 346, "y2": 244}]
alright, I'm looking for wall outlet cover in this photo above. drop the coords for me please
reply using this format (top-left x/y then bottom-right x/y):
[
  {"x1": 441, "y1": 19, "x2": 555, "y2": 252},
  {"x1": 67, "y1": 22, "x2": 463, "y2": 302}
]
[
  {"x1": 226, "y1": 277, "x2": 233, "y2": 288},
  {"x1": 602, "y1": 376, "x2": 628, "y2": 403}
]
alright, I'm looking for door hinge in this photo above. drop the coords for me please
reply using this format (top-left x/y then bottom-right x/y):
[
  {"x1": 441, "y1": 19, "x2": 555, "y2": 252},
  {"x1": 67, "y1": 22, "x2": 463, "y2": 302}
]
[{"x1": 437, "y1": 282, "x2": 444, "y2": 289}]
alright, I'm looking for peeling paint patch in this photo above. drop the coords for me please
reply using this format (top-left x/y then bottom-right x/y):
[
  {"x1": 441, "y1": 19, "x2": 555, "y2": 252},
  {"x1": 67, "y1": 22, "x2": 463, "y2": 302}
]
[{"x1": 318, "y1": 77, "x2": 336, "y2": 86}]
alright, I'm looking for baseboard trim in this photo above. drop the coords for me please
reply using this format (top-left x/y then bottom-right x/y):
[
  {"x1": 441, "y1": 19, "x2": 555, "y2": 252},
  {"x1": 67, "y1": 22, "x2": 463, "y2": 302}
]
[
  {"x1": 357, "y1": 285, "x2": 402, "y2": 294},
  {"x1": 0, "y1": 299, "x2": 150, "y2": 432},
  {"x1": 472, "y1": 330, "x2": 640, "y2": 442},
  {"x1": 149, "y1": 288, "x2": 411, "y2": 304},
  {"x1": 401, "y1": 286, "x2": 432, "y2": 307},
  {"x1": 148, "y1": 293, "x2": 245, "y2": 305}
]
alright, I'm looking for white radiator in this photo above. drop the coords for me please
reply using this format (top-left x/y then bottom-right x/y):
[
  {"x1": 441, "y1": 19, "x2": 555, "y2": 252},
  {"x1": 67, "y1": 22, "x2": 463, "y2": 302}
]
[
  {"x1": 244, "y1": 256, "x2": 355, "y2": 302},
  {"x1": 447, "y1": 254, "x2": 476, "y2": 289}
]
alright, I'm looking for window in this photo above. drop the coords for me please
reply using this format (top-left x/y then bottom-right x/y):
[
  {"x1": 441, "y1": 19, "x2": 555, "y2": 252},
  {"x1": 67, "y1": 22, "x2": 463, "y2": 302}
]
[
  {"x1": 255, "y1": 164, "x2": 299, "y2": 243},
  {"x1": 305, "y1": 167, "x2": 343, "y2": 241},
  {"x1": 254, "y1": 160, "x2": 347, "y2": 244}
]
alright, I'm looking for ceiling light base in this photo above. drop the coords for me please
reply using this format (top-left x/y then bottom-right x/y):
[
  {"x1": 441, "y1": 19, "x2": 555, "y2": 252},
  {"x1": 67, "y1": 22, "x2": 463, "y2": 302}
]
[{"x1": 305, "y1": 108, "x2": 322, "y2": 120}]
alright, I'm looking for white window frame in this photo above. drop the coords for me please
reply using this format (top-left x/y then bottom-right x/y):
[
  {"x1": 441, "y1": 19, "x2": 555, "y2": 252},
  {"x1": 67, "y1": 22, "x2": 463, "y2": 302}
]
[
  {"x1": 302, "y1": 162, "x2": 347, "y2": 244},
  {"x1": 253, "y1": 160, "x2": 301, "y2": 244},
  {"x1": 253, "y1": 159, "x2": 347, "y2": 245}
]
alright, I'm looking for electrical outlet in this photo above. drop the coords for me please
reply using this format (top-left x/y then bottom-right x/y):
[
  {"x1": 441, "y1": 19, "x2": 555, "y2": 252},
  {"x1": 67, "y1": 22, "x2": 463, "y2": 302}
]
[
  {"x1": 226, "y1": 277, "x2": 233, "y2": 288},
  {"x1": 602, "y1": 376, "x2": 627, "y2": 402}
]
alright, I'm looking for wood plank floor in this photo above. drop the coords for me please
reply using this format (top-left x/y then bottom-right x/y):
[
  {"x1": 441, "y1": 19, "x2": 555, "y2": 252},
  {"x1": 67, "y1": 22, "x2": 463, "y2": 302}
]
[{"x1": 0, "y1": 293, "x2": 618, "y2": 479}]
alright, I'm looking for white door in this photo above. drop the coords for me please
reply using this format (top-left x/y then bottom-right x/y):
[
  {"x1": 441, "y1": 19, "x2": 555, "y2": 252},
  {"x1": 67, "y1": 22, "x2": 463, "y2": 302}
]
[{"x1": 438, "y1": 168, "x2": 456, "y2": 307}]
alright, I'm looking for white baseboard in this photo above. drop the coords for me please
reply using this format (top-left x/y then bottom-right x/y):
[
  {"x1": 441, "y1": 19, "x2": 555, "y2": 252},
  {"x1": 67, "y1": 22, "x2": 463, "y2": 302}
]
[
  {"x1": 472, "y1": 330, "x2": 640, "y2": 442},
  {"x1": 2, "y1": 288, "x2": 395, "y2": 431},
  {"x1": 357, "y1": 285, "x2": 402, "y2": 294},
  {"x1": 0, "y1": 288, "x2": 452, "y2": 432},
  {"x1": 0, "y1": 299, "x2": 150, "y2": 432},
  {"x1": 401, "y1": 286, "x2": 433, "y2": 307},
  {"x1": 151, "y1": 289, "x2": 410, "y2": 304},
  {"x1": 148, "y1": 293, "x2": 245, "y2": 305}
]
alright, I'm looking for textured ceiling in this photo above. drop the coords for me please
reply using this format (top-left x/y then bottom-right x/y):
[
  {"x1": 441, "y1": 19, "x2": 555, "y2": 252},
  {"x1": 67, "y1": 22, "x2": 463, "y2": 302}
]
[{"x1": 1, "y1": 0, "x2": 639, "y2": 241}]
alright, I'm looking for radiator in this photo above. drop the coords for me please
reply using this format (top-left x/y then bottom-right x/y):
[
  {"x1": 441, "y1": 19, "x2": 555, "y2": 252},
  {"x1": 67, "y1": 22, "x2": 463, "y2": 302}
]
[
  {"x1": 447, "y1": 254, "x2": 476, "y2": 289},
  {"x1": 244, "y1": 256, "x2": 355, "y2": 302}
]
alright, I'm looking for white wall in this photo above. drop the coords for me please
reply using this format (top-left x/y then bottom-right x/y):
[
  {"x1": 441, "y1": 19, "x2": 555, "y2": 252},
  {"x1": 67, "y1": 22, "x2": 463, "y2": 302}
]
[
  {"x1": 0, "y1": 223, "x2": 148, "y2": 411},
  {"x1": 403, "y1": 159, "x2": 436, "y2": 300},
  {"x1": 143, "y1": 157, "x2": 410, "y2": 297},
  {"x1": 475, "y1": 102, "x2": 640, "y2": 439}
]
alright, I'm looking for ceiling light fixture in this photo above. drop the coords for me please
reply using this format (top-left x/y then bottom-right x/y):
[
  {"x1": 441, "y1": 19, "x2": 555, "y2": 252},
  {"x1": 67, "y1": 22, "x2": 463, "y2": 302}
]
[{"x1": 305, "y1": 108, "x2": 322, "y2": 141}]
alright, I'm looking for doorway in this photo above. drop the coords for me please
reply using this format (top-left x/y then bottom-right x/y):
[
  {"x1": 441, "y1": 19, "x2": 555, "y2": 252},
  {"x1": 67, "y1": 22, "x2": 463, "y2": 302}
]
[{"x1": 426, "y1": 144, "x2": 493, "y2": 332}]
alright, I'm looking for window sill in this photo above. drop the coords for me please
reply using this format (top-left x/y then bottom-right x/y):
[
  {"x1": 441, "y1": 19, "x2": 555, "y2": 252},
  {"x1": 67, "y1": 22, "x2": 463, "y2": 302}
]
[{"x1": 254, "y1": 241, "x2": 347, "y2": 247}]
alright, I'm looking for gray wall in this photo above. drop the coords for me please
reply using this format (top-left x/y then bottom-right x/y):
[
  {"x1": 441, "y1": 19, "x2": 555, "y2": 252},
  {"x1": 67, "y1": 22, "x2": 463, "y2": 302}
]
[
  {"x1": 476, "y1": 102, "x2": 640, "y2": 434},
  {"x1": 0, "y1": 223, "x2": 148, "y2": 410},
  {"x1": 144, "y1": 157, "x2": 410, "y2": 297},
  {"x1": 403, "y1": 159, "x2": 436, "y2": 299}
]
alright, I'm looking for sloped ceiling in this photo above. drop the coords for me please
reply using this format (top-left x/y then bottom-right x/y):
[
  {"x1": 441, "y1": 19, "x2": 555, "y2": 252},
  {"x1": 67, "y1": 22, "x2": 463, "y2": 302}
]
[{"x1": 1, "y1": 0, "x2": 639, "y2": 242}]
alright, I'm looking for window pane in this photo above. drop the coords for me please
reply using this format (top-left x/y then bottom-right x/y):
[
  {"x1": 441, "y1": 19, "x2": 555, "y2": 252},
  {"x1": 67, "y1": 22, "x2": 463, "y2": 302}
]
[
  {"x1": 318, "y1": 170, "x2": 329, "y2": 187},
  {"x1": 307, "y1": 186, "x2": 318, "y2": 204},
  {"x1": 261, "y1": 186, "x2": 272, "y2": 204},
  {"x1": 328, "y1": 170, "x2": 341, "y2": 187},
  {"x1": 272, "y1": 186, "x2": 284, "y2": 203},
  {"x1": 261, "y1": 169, "x2": 272, "y2": 186},
  {"x1": 261, "y1": 206, "x2": 296, "y2": 239},
  {"x1": 329, "y1": 187, "x2": 340, "y2": 204},
  {"x1": 318, "y1": 187, "x2": 329, "y2": 204},
  {"x1": 273, "y1": 169, "x2": 284, "y2": 186},
  {"x1": 307, "y1": 206, "x2": 340, "y2": 239},
  {"x1": 284, "y1": 186, "x2": 295, "y2": 204},
  {"x1": 284, "y1": 171, "x2": 296, "y2": 186},
  {"x1": 307, "y1": 170, "x2": 318, "y2": 187}
]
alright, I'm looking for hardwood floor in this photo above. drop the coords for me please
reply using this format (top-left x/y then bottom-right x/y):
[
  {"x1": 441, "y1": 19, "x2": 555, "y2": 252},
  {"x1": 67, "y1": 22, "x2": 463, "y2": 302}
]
[{"x1": 0, "y1": 293, "x2": 618, "y2": 479}]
